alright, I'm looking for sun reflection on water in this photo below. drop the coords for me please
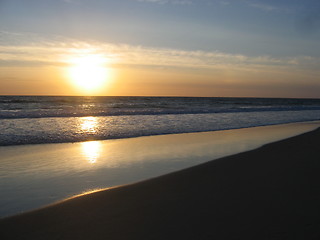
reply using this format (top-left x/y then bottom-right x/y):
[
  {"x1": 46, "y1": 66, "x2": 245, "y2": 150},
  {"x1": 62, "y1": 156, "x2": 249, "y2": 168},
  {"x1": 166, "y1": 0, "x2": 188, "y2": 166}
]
[
  {"x1": 80, "y1": 117, "x2": 98, "y2": 133},
  {"x1": 81, "y1": 141, "x2": 102, "y2": 164}
]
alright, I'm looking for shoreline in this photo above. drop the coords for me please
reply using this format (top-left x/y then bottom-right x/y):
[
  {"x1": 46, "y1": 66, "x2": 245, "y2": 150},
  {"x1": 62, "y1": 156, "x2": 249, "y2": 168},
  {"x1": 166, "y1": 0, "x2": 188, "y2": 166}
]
[
  {"x1": 1, "y1": 119, "x2": 319, "y2": 148},
  {"x1": 2, "y1": 113, "x2": 320, "y2": 147},
  {"x1": 1, "y1": 126, "x2": 320, "y2": 239},
  {"x1": 1, "y1": 121, "x2": 319, "y2": 218}
]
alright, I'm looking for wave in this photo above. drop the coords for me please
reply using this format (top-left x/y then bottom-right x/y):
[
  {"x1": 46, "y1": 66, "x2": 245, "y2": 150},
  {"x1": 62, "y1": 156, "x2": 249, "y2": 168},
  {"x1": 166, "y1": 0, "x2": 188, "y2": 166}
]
[
  {"x1": 1, "y1": 110, "x2": 320, "y2": 146},
  {"x1": 1, "y1": 96, "x2": 320, "y2": 119},
  {"x1": 1, "y1": 106, "x2": 320, "y2": 119}
]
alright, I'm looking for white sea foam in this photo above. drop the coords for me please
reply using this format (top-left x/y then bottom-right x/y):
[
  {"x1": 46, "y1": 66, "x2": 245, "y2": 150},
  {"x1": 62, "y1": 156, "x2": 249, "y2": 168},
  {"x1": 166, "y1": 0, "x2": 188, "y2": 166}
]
[{"x1": 0, "y1": 96, "x2": 320, "y2": 146}]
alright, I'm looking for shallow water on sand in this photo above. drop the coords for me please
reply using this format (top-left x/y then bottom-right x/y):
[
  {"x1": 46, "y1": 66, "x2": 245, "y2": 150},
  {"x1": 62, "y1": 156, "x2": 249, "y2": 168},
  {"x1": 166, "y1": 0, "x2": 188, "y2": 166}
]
[{"x1": 0, "y1": 121, "x2": 320, "y2": 218}]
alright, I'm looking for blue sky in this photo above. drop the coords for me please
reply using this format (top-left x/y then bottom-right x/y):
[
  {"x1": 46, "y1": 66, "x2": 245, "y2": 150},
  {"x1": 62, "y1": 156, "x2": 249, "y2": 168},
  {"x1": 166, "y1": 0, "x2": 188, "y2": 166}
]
[{"x1": 0, "y1": 0, "x2": 320, "y2": 97}]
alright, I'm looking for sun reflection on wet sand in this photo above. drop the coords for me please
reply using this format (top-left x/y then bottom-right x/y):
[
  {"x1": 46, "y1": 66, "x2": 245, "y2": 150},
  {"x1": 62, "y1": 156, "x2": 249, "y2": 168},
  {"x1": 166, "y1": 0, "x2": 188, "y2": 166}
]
[
  {"x1": 80, "y1": 117, "x2": 98, "y2": 133},
  {"x1": 1, "y1": 122, "x2": 320, "y2": 217},
  {"x1": 81, "y1": 141, "x2": 102, "y2": 164}
]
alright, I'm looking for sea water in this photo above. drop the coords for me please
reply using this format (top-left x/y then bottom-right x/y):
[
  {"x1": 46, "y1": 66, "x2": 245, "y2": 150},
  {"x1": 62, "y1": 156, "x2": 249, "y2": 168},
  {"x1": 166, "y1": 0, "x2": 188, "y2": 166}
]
[
  {"x1": 0, "y1": 96, "x2": 320, "y2": 218},
  {"x1": 1, "y1": 96, "x2": 320, "y2": 146}
]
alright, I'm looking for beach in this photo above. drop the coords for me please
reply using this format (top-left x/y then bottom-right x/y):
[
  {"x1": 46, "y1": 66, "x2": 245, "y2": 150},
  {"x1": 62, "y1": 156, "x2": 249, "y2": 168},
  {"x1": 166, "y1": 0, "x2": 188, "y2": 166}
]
[
  {"x1": 1, "y1": 122, "x2": 318, "y2": 218},
  {"x1": 2, "y1": 0, "x2": 320, "y2": 238},
  {"x1": 1, "y1": 127, "x2": 320, "y2": 239}
]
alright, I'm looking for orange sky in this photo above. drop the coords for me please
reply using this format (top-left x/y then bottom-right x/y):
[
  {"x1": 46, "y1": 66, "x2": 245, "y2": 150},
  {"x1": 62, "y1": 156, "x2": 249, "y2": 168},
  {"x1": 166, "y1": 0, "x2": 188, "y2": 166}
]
[
  {"x1": 1, "y1": 44, "x2": 319, "y2": 98},
  {"x1": 1, "y1": 0, "x2": 320, "y2": 98}
]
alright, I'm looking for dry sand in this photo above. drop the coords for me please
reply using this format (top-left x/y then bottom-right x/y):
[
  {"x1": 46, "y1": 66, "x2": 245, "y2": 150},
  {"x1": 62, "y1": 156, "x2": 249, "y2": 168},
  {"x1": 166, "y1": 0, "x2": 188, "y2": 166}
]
[{"x1": 1, "y1": 128, "x2": 320, "y2": 240}]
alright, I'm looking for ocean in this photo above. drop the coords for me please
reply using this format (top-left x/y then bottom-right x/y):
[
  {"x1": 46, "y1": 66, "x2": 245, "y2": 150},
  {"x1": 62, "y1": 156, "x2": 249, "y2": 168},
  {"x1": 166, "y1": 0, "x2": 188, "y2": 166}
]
[
  {"x1": 1, "y1": 96, "x2": 320, "y2": 218},
  {"x1": 1, "y1": 96, "x2": 320, "y2": 146}
]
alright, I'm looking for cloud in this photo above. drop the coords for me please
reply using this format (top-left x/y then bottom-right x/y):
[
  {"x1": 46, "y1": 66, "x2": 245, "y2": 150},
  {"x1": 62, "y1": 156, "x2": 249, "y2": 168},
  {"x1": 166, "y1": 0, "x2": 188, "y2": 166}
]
[
  {"x1": 136, "y1": 0, "x2": 192, "y2": 5},
  {"x1": 248, "y1": 2, "x2": 277, "y2": 12},
  {"x1": 0, "y1": 31, "x2": 319, "y2": 75},
  {"x1": 243, "y1": 0, "x2": 294, "y2": 14},
  {"x1": 61, "y1": 0, "x2": 81, "y2": 3}
]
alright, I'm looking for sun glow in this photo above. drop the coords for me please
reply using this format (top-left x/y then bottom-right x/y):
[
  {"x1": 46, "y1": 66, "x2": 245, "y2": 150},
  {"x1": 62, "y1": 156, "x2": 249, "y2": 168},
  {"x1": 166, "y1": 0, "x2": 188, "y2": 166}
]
[
  {"x1": 67, "y1": 53, "x2": 110, "y2": 92},
  {"x1": 80, "y1": 117, "x2": 98, "y2": 133},
  {"x1": 81, "y1": 141, "x2": 102, "y2": 164}
]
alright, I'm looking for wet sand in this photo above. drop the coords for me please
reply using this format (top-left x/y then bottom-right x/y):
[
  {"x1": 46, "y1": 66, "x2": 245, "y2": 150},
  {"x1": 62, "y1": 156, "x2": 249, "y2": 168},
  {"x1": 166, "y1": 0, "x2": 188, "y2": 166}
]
[{"x1": 1, "y1": 127, "x2": 320, "y2": 239}]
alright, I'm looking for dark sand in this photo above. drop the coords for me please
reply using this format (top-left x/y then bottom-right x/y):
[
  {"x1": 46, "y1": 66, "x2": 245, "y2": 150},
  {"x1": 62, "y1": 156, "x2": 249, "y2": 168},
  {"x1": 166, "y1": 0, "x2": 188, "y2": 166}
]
[{"x1": 1, "y1": 128, "x2": 320, "y2": 240}]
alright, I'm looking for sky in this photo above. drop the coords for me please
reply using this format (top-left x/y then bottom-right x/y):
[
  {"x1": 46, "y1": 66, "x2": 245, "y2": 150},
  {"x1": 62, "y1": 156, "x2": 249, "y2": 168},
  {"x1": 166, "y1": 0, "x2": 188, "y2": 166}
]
[{"x1": 0, "y1": 0, "x2": 320, "y2": 98}]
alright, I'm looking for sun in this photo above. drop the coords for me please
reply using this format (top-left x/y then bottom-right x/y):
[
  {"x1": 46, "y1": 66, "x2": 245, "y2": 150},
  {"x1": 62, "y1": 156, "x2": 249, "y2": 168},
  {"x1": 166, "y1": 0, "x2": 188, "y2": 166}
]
[{"x1": 67, "y1": 54, "x2": 110, "y2": 92}]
